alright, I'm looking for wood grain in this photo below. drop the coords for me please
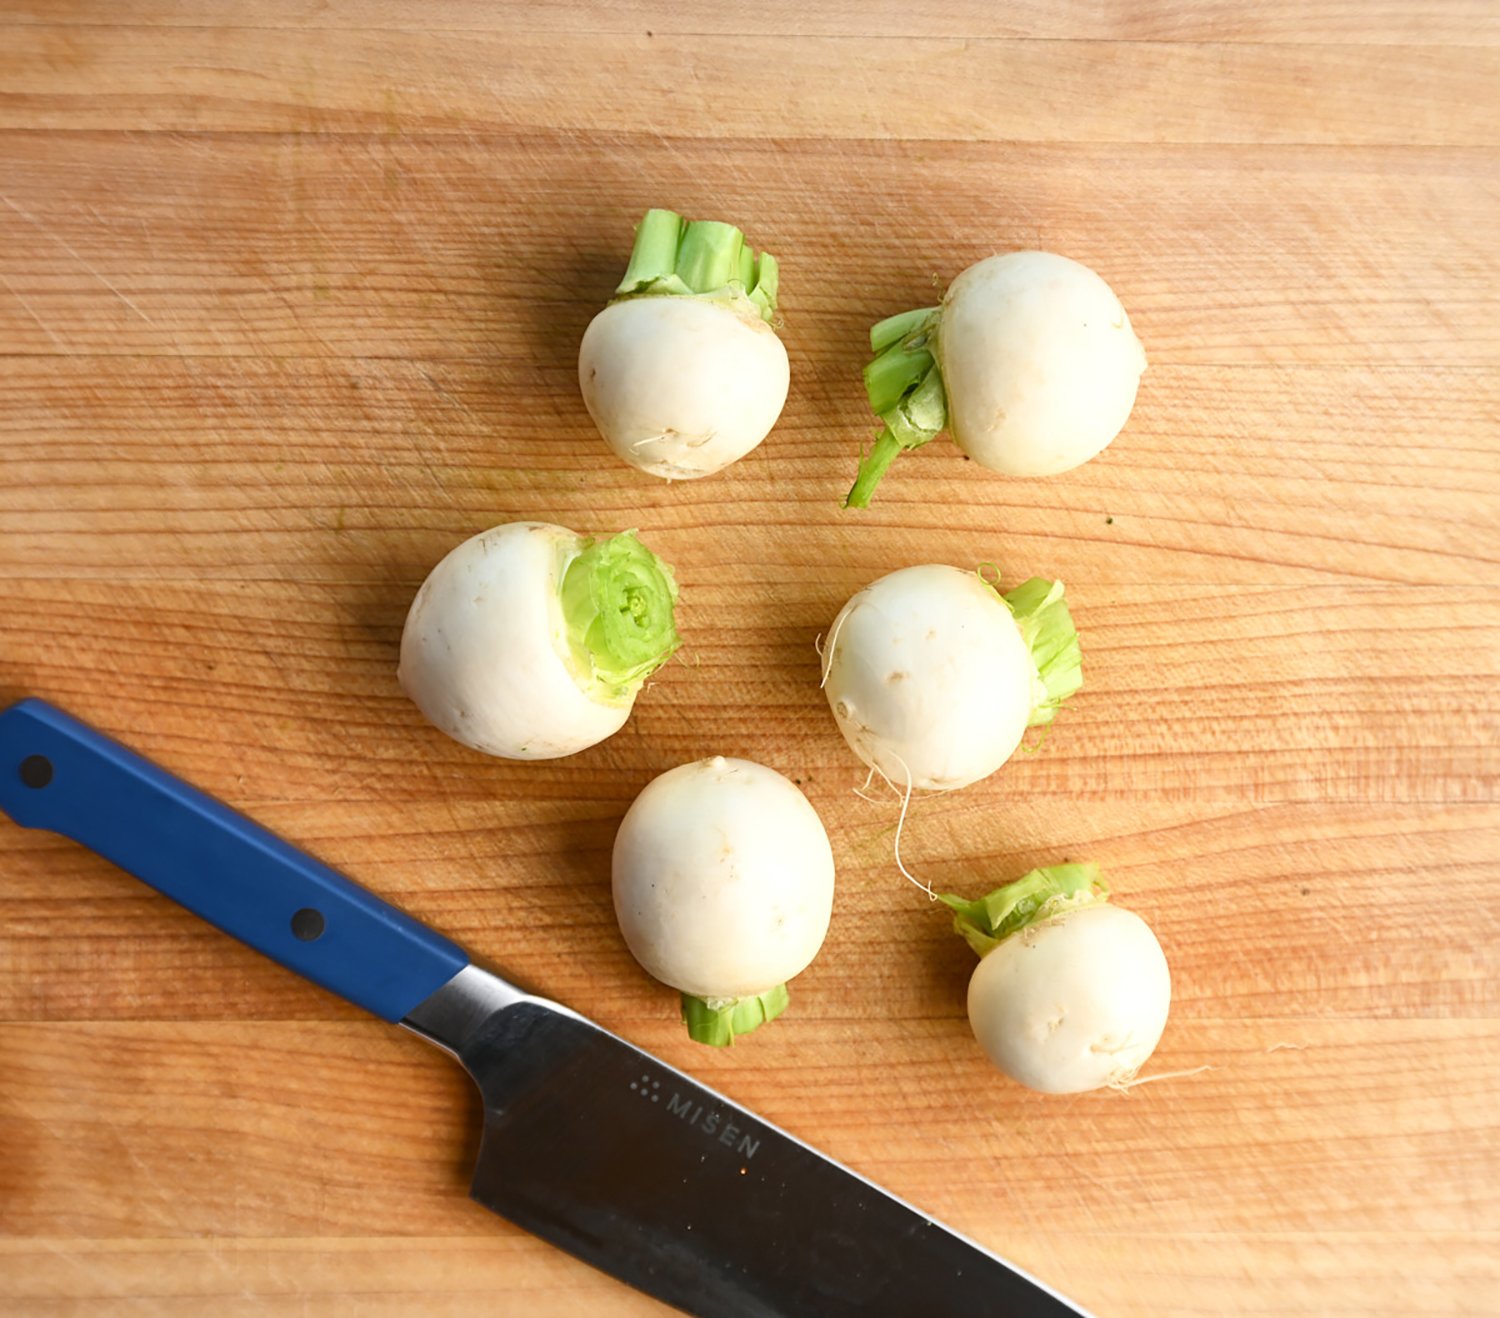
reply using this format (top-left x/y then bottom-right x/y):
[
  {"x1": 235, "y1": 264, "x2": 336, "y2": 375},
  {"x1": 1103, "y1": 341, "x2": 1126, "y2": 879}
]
[
  {"x1": 3, "y1": 1231, "x2": 1497, "y2": 1318},
  {"x1": 1, "y1": 3, "x2": 1497, "y2": 1316},
  {"x1": 3, "y1": 137, "x2": 1496, "y2": 368},
  {"x1": 3, "y1": 353, "x2": 1497, "y2": 584},
  {"x1": 8, "y1": 1, "x2": 1500, "y2": 45},
  {"x1": 3, "y1": 797, "x2": 1497, "y2": 1023},
  {"x1": 0, "y1": 581, "x2": 1494, "y2": 805},
  {"x1": 3, "y1": 24, "x2": 1499, "y2": 143},
  {"x1": 2, "y1": 1018, "x2": 1496, "y2": 1316}
]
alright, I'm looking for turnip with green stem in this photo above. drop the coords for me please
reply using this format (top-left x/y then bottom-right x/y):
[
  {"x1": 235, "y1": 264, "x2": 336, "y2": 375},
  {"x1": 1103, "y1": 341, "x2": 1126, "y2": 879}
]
[
  {"x1": 845, "y1": 250, "x2": 1146, "y2": 507},
  {"x1": 580, "y1": 208, "x2": 788, "y2": 481},
  {"x1": 820, "y1": 563, "x2": 1082, "y2": 794},
  {"x1": 940, "y1": 863, "x2": 1171, "y2": 1094},
  {"x1": 612, "y1": 756, "x2": 835, "y2": 1045},
  {"x1": 399, "y1": 521, "x2": 679, "y2": 760}
]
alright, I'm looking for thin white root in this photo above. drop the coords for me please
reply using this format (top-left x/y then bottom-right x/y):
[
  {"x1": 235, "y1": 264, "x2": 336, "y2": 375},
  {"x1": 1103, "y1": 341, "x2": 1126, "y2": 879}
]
[
  {"x1": 1265, "y1": 1042, "x2": 1307, "y2": 1053},
  {"x1": 851, "y1": 765, "x2": 883, "y2": 804},
  {"x1": 888, "y1": 753, "x2": 933, "y2": 900},
  {"x1": 1106, "y1": 1064, "x2": 1215, "y2": 1094},
  {"x1": 817, "y1": 605, "x2": 852, "y2": 689},
  {"x1": 847, "y1": 758, "x2": 934, "y2": 897},
  {"x1": 851, "y1": 764, "x2": 903, "y2": 805},
  {"x1": 869, "y1": 761, "x2": 904, "y2": 801}
]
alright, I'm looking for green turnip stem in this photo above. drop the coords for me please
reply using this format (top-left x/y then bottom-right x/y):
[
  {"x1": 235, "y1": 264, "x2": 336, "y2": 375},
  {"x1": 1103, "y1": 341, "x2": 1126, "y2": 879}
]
[
  {"x1": 681, "y1": 984, "x2": 790, "y2": 1046},
  {"x1": 939, "y1": 863, "x2": 1109, "y2": 959},
  {"x1": 613, "y1": 208, "x2": 779, "y2": 323},
  {"x1": 677, "y1": 220, "x2": 743, "y2": 291},
  {"x1": 863, "y1": 340, "x2": 934, "y2": 417},
  {"x1": 845, "y1": 306, "x2": 947, "y2": 509},
  {"x1": 559, "y1": 530, "x2": 680, "y2": 701},
  {"x1": 750, "y1": 253, "x2": 779, "y2": 320},
  {"x1": 870, "y1": 305, "x2": 939, "y2": 353},
  {"x1": 844, "y1": 371, "x2": 949, "y2": 509},
  {"x1": 1003, "y1": 577, "x2": 1084, "y2": 726},
  {"x1": 844, "y1": 428, "x2": 904, "y2": 509},
  {"x1": 617, "y1": 209, "x2": 685, "y2": 289},
  {"x1": 897, "y1": 367, "x2": 948, "y2": 439}
]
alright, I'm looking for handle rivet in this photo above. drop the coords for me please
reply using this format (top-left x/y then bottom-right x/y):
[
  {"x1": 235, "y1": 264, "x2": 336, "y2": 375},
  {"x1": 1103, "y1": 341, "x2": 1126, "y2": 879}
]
[
  {"x1": 19, "y1": 755, "x2": 53, "y2": 789},
  {"x1": 290, "y1": 907, "x2": 325, "y2": 941}
]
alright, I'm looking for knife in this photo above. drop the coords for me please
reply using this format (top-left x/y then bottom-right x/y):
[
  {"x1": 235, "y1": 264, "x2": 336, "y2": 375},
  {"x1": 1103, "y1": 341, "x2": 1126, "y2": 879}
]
[{"x1": 0, "y1": 698, "x2": 1091, "y2": 1317}]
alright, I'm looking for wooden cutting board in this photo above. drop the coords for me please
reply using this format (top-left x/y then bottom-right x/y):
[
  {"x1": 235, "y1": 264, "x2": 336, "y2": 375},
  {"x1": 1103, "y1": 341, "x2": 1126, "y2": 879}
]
[{"x1": 1, "y1": 4, "x2": 1497, "y2": 1314}]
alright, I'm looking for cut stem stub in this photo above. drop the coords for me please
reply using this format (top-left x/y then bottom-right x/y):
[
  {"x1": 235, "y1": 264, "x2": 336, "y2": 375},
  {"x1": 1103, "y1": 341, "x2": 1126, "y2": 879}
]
[
  {"x1": 845, "y1": 305, "x2": 945, "y2": 509},
  {"x1": 938, "y1": 862, "x2": 1109, "y2": 959},
  {"x1": 681, "y1": 984, "x2": 790, "y2": 1046},
  {"x1": 559, "y1": 531, "x2": 680, "y2": 702},
  {"x1": 1000, "y1": 576, "x2": 1084, "y2": 727},
  {"x1": 614, "y1": 208, "x2": 779, "y2": 324}
]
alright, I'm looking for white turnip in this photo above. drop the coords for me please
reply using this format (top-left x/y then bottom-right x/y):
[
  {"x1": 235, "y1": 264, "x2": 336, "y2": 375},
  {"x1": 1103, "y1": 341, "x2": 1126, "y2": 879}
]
[
  {"x1": 821, "y1": 564, "x2": 1081, "y2": 792},
  {"x1": 399, "y1": 521, "x2": 679, "y2": 760},
  {"x1": 612, "y1": 756, "x2": 835, "y2": 1045},
  {"x1": 580, "y1": 209, "x2": 788, "y2": 481},
  {"x1": 940, "y1": 864, "x2": 1171, "y2": 1094},
  {"x1": 845, "y1": 250, "x2": 1146, "y2": 506}
]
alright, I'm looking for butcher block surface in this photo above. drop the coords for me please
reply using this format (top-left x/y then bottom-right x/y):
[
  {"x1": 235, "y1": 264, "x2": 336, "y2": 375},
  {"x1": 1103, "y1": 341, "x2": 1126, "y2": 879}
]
[{"x1": 1, "y1": 3, "x2": 1497, "y2": 1315}]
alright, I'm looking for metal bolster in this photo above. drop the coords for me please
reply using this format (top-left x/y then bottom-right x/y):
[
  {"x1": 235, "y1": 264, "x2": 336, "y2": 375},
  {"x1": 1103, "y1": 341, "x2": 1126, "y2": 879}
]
[{"x1": 401, "y1": 963, "x2": 529, "y2": 1059}]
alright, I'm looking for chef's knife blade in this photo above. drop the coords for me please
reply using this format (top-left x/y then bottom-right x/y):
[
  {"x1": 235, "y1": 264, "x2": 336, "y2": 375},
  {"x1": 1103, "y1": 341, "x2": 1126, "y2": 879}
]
[{"x1": 0, "y1": 699, "x2": 1091, "y2": 1317}]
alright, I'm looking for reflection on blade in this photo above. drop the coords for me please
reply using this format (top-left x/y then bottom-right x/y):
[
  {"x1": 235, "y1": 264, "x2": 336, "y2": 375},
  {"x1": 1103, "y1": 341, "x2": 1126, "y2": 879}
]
[{"x1": 457, "y1": 1001, "x2": 1091, "y2": 1318}]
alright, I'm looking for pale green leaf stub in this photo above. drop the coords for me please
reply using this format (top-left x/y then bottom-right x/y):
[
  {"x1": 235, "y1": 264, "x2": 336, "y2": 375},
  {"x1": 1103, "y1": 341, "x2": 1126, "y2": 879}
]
[
  {"x1": 897, "y1": 367, "x2": 948, "y2": 437},
  {"x1": 748, "y1": 252, "x2": 779, "y2": 320},
  {"x1": 616, "y1": 209, "x2": 685, "y2": 291},
  {"x1": 681, "y1": 984, "x2": 790, "y2": 1046},
  {"x1": 559, "y1": 531, "x2": 680, "y2": 703},
  {"x1": 676, "y1": 220, "x2": 743, "y2": 292},
  {"x1": 863, "y1": 338, "x2": 934, "y2": 417},
  {"x1": 1002, "y1": 577, "x2": 1083, "y2": 727},
  {"x1": 939, "y1": 863, "x2": 1109, "y2": 958},
  {"x1": 845, "y1": 305, "x2": 947, "y2": 509},
  {"x1": 870, "y1": 305, "x2": 939, "y2": 354},
  {"x1": 612, "y1": 208, "x2": 779, "y2": 323}
]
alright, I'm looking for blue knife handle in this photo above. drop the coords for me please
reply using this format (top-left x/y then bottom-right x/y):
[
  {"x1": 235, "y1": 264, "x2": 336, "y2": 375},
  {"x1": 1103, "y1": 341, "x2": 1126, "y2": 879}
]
[{"x1": 0, "y1": 698, "x2": 468, "y2": 1021}]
